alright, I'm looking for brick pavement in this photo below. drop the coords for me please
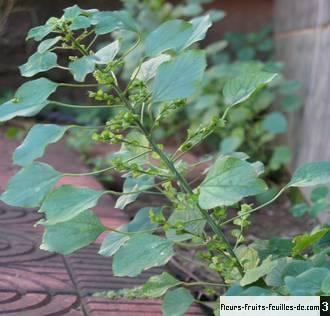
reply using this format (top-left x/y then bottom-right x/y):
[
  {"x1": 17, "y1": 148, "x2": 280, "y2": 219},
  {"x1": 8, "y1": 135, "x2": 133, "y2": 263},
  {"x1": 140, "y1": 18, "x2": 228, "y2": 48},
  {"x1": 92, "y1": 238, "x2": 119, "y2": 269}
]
[{"x1": 0, "y1": 134, "x2": 204, "y2": 315}]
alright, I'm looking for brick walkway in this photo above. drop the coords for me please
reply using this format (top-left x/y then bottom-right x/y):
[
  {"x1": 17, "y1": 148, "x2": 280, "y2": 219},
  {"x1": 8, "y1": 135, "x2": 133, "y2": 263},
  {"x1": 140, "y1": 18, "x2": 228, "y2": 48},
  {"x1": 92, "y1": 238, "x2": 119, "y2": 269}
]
[{"x1": 0, "y1": 135, "x2": 204, "y2": 315}]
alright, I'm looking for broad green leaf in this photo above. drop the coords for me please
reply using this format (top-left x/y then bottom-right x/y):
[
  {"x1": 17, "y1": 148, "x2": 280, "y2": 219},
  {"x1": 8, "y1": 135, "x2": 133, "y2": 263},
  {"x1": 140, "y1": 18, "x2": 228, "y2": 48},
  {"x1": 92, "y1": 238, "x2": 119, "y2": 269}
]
[
  {"x1": 311, "y1": 186, "x2": 329, "y2": 202},
  {"x1": 223, "y1": 71, "x2": 277, "y2": 106},
  {"x1": 262, "y1": 112, "x2": 288, "y2": 134},
  {"x1": 134, "y1": 54, "x2": 171, "y2": 82},
  {"x1": 292, "y1": 228, "x2": 330, "y2": 256},
  {"x1": 26, "y1": 24, "x2": 53, "y2": 41},
  {"x1": 251, "y1": 237, "x2": 293, "y2": 261},
  {"x1": 199, "y1": 156, "x2": 267, "y2": 209},
  {"x1": 321, "y1": 274, "x2": 330, "y2": 294},
  {"x1": 152, "y1": 50, "x2": 206, "y2": 103},
  {"x1": 104, "y1": 272, "x2": 181, "y2": 299},
  {"x1": 63, "y1": 5, "x2": 81, "y2": 19},
  {"x1": 39, "y1": 185, "x2": 104, "y2": 225},
  {"x1": 99, "y1": 207, "x2": 161, "y2": 257},
  {"x1": 181, "y1": 15, "x2": 212, "y2": 51},
  {"x1": 91, "y1": 10, "x2": 139, "y2": 35},
  {"x1": 240, "y1": 256, "x2": 276, "y2": 286},
  {"x1": 162, "y1": 288, "x2": 194, "y2": 316},
  {"x1": 226, "y1": 284, "x2": 275, "y2": 296},
  {"x1": 98, "y1": 226, "x2": 130, "y2": 257},
  {"x1": 41, "y1": 210, "x2": 106, "y2": 255},
  {"x1": 290, "y1": 203, "x2": 309, "y2": 217},
  {"x1": 115, "y1": 175, "x2": 154, "y2": 209},
  {"x1": 69, "y1": 56, "x2": 96, "y2": 82},
  {"x1": 111, "y1": 10, "x2": 139, "y2": 33},
  {"x1": 0, "y1": 78, "x2": 57, "y2": 122},
  {"x1": 145, "y1": 16, "x2": 211, "y2": 57},
  {"x1": 19, "y1": 52, "x2": 58, "y2": 77},
  {"x1": 91, "y1": 12, "x2": 119, "y2": 35},
  {"x1": 0, "y1": 162, "x2": 61, "y2": 208},
  {"x1": 113, "y1": 234, "x2": 174, "y2": 277},
  {"x1": 285, "y1": 268, "x2": 330, "y2": 295},
  {"x1": 95, "y1": 41, "x2": 120, "y2": 64},
  {"x1": 220, "y1": 136, "x2": 242, "y2": 154},
  {"x1": 167, "y1": 206, "x2": 205, "y2": 236},
  {"x1": 70, "y1": 16, "x2": 92, "y2": 30},
  {"x1": 117, "y1": 131, "x2": 149, "y2": 164},
  {"x1": 269, "y1": 145, "x2": 292, "y2": 171},
  {"x1": 140, "y1": 272, "x2": 181, "y2": 298},
  {"x1": 37, "y1": 37, "x2": 61, "y2": 53},
  {"x1": 289, "y1": 161, "x2": 330, "y2": 187},
  {"x1": 145, "y1": 20, "x2": 192, "y2": 56},
  {"x1": 266, "y1": 259, "x2": 312, "y2": 287},
  {"x1": 13, "y1": 124, "x2": 69, "y2": 166}
]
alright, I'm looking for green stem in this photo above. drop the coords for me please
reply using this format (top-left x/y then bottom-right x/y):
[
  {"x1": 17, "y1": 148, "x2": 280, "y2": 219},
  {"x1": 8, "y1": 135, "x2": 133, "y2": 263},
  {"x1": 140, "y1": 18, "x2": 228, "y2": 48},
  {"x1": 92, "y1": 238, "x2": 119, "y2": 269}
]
[
  {"x1": 59, "y1": 83, "x2": 99, "y2": 88},
  {"x1": 184, "y1": 281, "x2": 229, "y2": 287},
  {"x1": 49, "y1": 100, "x2": 123, "y2": 109},
  {"x1": 221, "y1": 186, "x2": 287, "y2": 226},
  {"x1": 114, "y1": 85, "x2": 244, "y2": 276},
  {"x1": 63, "y1": 150, "x2": 151, "y2": 177}
]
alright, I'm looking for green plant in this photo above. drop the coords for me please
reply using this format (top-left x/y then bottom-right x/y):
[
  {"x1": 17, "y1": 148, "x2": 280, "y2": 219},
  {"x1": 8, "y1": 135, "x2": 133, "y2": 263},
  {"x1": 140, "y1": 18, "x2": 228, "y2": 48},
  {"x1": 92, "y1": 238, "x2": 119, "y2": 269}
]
[
  {"x1": 90, "y1": 0, "x2": 302, "y2": 177},
  {"x1": 1, "y1": 5, "x2": 330, "y2": 315}
]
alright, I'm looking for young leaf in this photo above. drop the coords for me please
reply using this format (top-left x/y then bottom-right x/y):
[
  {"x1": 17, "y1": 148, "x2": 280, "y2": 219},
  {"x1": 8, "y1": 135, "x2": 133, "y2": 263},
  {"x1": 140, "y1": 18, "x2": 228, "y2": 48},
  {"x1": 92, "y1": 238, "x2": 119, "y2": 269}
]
[
  {"x1": 95, "y1": 41, "x2": 120, "y2": 64},
  {"x1": 288, "y1": 161, "x2": 330, "y2": 187},
  {"x1": 112, "y1": 234, "x2": 174, "y2": 277},
  {"x1": 99, "y1": 207, "x2": 161, "y2": 257},
  {"x1": 162, "y1": 288, "x2": 194, "y2": 316},
  {"x1": 39, "y1": 185, "x2": 104, "y2": 225},
  {"x1": 285, "y1": 268, "x2": 330, "y2": 295},
  {"x1": 69, "y1": 56, "x2": 96, "y2": 82},
  {"x1": 262, "y1": 112, "x2": 288, "y2": 134},
  {"x1": 115, "y1": 175, "x2": 154, "y2": 209},
  {"x1": 292, "y1": 228, "x2": 330, "y2": 256},
  {"x1": 199, "y1": 156, "x2": 267, "y2": 209},
  {"x1": 0, "y1": 78, "x2": 57, "y2": 122},
  {"x1": 37, "y1": 36, "x2": 62, "y2": 53},
  {"x1": 133, "y1": 54, "x2": 171, "y2": 82},
  {"x1": 13, "y1": 124, "x2": 69, "y2": 166},
  {"x1": 19, "y1": 52, "x2": 58, "y2": 77},
  {"x1": 41, "y1": 210, "x2": 106, "y2": 255},
  {"x1": 240, "y1": 256, "x2": 276, "y2": 286},
  {"x1": 223, "y1": 71, "x2": 277, "y2": 106},
  {"x1": 0, "y1": 162, "x2": 61, "y2": 208},
  {"x1": 152, "y1": 50, "x2": 206, "y2": 103}
]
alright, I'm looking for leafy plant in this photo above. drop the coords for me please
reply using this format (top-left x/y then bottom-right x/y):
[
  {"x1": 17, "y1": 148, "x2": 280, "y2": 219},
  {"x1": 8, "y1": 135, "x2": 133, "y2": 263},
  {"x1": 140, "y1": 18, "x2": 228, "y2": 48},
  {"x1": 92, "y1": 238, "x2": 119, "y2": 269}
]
[{"x1": 1, "y1": 5, "x2": 330, "y2": 315}]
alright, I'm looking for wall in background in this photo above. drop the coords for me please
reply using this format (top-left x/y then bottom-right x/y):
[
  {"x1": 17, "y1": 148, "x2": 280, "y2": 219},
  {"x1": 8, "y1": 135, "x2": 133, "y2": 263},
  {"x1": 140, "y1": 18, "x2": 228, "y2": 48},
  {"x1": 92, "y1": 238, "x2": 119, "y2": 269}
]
[{"x1": 274, "y1": 0, "x2": 330, "y2": 169}]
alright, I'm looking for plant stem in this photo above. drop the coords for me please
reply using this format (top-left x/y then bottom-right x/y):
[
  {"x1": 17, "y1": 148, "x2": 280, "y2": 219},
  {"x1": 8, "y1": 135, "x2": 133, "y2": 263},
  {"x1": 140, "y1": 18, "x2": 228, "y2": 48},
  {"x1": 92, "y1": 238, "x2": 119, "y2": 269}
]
[
  {"x1": 114, "y1": 85, "x2": 244, "y2": 276},
  {"x1": 49, "y1": 100, "x2": 123, "y2": 109},
  {"x1": 184, "y1": 281, "x2": 229, "y2": 287},
  {"x1": 63, "y1": 150, "x2": 151, "y2": 177}
]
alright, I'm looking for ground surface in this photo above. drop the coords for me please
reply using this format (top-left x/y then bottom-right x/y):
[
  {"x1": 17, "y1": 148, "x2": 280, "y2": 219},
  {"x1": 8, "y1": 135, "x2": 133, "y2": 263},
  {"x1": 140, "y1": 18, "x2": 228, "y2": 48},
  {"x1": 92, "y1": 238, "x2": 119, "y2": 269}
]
[{"x1": 0, "y1": 133, "x2": 204, "y2": 315}]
